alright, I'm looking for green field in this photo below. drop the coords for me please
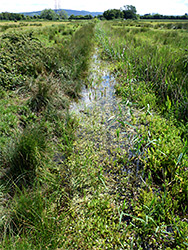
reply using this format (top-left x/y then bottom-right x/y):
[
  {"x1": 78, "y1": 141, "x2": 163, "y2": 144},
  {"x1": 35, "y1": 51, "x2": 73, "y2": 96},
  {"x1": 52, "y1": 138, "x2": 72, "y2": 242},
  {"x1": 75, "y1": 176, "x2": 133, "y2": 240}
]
[{"x1": 0, "y1": 20, "x2": 187, "y2": 249}]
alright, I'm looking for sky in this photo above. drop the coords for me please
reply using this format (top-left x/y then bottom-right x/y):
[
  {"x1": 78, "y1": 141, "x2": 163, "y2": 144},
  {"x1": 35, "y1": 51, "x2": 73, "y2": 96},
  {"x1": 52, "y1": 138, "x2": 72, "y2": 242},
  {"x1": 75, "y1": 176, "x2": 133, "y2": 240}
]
[{"x1": 0, "y1": 0, "x2": 187, "y2": 15}]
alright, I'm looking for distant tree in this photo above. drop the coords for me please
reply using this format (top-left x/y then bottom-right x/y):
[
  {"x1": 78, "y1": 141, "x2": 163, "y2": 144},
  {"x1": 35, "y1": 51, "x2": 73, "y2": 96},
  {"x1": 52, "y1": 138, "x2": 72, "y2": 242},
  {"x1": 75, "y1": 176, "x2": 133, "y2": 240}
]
[
  {"x1": 77, "y1": 15, "x2": 84, "y2": 19},
  {"x1": 25, "y1": 15, "x2": 31, "y2": 20},
  {"x1": 153, "y1": 13, "x2": 163, "y2": 19},
  {"x1": 140, "y1": 14, "x2": 151, "y2": 19},
  {"x1": 103, "y1": 10, "x2": 110, "y2": 20},
  {"x1": 69, "y1": 14, "x2": 75, "y2": 20},
  {"x1": 33, "y1": 15, "x2": 39, "y2": 19},
  {"x1": 180, "y1": 14, "x2": 188, "y2": 19},
  {"x1": 122, "y1": 5, "x2": 137, "y2": 19},
  {"x1": 40, "y1": 9, "x2": 57, "y2": 20},
  {"x1": 97, "y1": 14, "x2": 104, "y2": 20},
  {"x1": 69, "y1": 14, "x2": 93, "y2": 20},
  {"x1": 103, "y1": 9, "x2": 123, "y2": 20},
  {"x1": 0, "y1": 12, "x2": 25, "y2": 21},
  {"x1": 57, "y1": 10, "x2": 68, "y2": 20},
  {"x1": 84, "y1": 14, "x2": 93, "y2": 19}
]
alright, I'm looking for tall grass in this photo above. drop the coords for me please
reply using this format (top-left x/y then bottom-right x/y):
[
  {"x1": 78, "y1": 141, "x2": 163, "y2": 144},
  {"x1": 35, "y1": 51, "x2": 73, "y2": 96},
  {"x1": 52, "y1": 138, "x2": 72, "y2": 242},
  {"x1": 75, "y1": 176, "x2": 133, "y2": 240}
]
[
  {"x1": 95, "y1": 20, "x2": 188, "y2": 249},
  {"x1": 0, "y1": 124, "x2": 48, "y2": 190},
  {"x1": 98, "y1": 21, "x2": 188, "y2": 123},
  {"x1": 0, "y1": 20, "x2": 97, "y2": 249}
]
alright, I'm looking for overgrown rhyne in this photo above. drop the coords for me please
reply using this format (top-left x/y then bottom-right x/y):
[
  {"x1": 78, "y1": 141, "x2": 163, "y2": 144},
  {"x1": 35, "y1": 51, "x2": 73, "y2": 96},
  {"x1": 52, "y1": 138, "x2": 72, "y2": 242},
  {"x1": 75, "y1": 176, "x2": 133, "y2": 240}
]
[{"x1": 1, "y1": 19, "x2": 188, "y2": 249}]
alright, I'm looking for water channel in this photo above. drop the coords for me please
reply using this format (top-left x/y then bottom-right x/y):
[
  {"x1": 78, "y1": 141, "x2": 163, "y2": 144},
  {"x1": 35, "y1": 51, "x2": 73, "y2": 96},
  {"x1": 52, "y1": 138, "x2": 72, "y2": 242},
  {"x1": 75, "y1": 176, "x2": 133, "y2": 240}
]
[{"x1": 70, "y1": 50, "x2": 140, "y2": 176}]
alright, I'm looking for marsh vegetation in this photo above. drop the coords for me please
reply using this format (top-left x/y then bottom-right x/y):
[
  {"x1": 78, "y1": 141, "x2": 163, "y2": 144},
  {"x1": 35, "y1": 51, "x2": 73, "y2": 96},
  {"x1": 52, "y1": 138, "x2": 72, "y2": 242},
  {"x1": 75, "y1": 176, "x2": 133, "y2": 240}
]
[{"x1": 0, "y1": 19, "x2": 187, "y2": 249}]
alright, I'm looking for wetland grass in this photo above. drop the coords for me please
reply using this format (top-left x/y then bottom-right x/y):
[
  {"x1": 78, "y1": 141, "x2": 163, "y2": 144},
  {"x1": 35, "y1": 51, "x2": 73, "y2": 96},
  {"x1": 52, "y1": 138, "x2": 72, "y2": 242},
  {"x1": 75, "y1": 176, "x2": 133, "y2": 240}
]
[
  {"x1": 0, "y1": 20, "x2": 187, "y2": 249},
  {"x1": 95, "y1": 21, "x2": 188, "y2": 249},
  {"x1": 0, "y1": 21, "x2": 97, "y2": 249}
]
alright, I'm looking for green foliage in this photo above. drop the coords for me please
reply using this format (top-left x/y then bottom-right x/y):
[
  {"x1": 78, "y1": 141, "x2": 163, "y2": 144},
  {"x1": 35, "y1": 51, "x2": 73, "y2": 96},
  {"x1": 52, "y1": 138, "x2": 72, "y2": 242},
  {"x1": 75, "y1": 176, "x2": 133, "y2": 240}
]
[
  {"x1": 2, "y1": 19, "x2": 187, "y2": 249},
  {"x1": 113, "y1": 108, "x2": 188, "y2": 248},
  {"x1": 39, "y1": 9, "x2": 69, "y2": 20},
  {"x1": 0, "y1": 20, "x2": 96, "y2": 247},
  {"x1": 123, "y1": 5, "x2": 137, "y2": 19},
  {"x1": 0, "y1": 19, "x2": 188, "y2": 249},
  {"x1": 99, "y1": 21, "x2": 188, "y2": 122},
  {"x1": 40, "y1": 9, "x2": 57, "y2": 20},
  {"x1": 0, "y1": 32, "x2": 58, "y2": 89},
  {"x1": 1, "y1": 179, "x2": 66, "y2": 249},
  {"x1": 57, "y1": 10, "x2": 68, "y2": 20},
  {"x1": 141, "y1": 13, "x2": 188, "y2": 20},
  {"x1": 103, "y1": 9, "x2": 123, "y2": 20},
  {"x1": 125, "y1": 187, "x2": 188, "y2": 248},
  {"x1": 0, "y1": 99, "x2": 19, "y2": 137},
  {"x1": 0, "y1": 125, "x2": 48, "y2": 188},
  {"x1": 102, "y1": 5, "x2": 137, "y2": 20},
  {"x1": 28, "y1": 75, "x2": 56, "y2": 112},
  {"x1": 68, "y1": 23, "x2": 95, "y2": 79},
  {"x1": 95, "y1": 21, "x2": 188, "y2": 249},
  {"x1": 6, "y1": 188, "x2": 46, "y2": 234},
  {"x1": 139, "y1": 114, "x2": 188, "y2": 186},
  {"x1": 0, "y1": 12, "x2": 25, "y2": 21},
  {"x1": 69, "y1": 14, "x2": 93, "y2": 20}
]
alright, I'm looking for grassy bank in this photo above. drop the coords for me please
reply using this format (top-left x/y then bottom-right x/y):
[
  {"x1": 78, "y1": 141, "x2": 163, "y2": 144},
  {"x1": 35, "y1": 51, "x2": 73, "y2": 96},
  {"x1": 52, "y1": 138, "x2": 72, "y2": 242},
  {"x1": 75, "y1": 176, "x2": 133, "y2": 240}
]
[
  {"x1": 0, "y1": 21, "x2": 96, "y2": 249},
  {"x1": 99, "y1": 20, "x2": 188, "y2": 122},
  {"x1": 95, "y1": 21, "x2": 188, "y2": 249}
]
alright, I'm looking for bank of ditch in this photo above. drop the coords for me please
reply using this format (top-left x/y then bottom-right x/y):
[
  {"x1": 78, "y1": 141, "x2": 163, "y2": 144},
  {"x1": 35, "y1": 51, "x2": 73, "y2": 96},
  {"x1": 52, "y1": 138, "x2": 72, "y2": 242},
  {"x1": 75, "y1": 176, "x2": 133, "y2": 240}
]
[{"x1": 93, "y1": 22, "x2": 188, "y2": 249}]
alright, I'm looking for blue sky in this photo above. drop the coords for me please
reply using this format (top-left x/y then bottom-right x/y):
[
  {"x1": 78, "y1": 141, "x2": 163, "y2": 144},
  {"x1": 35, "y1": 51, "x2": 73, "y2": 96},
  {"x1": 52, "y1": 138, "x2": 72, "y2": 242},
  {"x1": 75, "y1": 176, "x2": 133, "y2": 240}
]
[{"x1": 0, "y1": 0, "x2": 187, "y2": 15}]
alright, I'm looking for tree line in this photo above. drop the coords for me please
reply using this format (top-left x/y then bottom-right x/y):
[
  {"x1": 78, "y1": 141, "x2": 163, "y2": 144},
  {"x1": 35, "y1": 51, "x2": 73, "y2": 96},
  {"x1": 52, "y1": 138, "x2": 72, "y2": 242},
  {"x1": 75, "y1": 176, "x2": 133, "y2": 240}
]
[
  {"x1": 0, "y1": 9, "x2": 94, "y2": 21},
  {"x1": 0, "y1": 12, "x2": 25, "y2": 21},
  {"x1": 0, "y1": 6, "x2": 187, "y2": 21},
  {"x1": 140, "y1": 13, "x2": 188, "y2": 20},
  {"x1": 102, "y1": 6, "x2": 188, "y2": 20}
]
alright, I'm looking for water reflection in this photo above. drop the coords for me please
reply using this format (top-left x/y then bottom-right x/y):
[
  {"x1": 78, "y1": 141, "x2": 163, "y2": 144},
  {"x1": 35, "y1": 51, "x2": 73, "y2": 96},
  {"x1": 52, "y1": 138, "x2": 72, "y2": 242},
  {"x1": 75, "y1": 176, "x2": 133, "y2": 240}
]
[{"x1": 70, "y1": 51, "x2": 139, "y2": 174}]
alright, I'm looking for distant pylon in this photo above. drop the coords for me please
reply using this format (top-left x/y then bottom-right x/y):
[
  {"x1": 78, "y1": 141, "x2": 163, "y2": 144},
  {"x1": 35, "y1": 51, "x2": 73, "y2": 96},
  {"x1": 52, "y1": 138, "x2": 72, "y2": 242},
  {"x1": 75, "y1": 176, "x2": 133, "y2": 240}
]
[
  {"x1": 55, "y1": 0, "x2": 57, "y2": 10},
  {"x1": 55, "y1": 0, "x2": 61, "y2": 9},
  {"x1": 58, "y1": 0, "x2": 61, "y2": 9}
]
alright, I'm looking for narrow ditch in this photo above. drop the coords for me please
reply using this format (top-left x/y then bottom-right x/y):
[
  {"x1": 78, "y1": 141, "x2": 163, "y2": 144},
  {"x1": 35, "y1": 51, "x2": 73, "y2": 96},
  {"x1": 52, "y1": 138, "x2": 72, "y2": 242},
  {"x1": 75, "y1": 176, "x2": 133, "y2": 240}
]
[
  {"x1": 70, "y1": 49, "x2": 140, "y2": 168},
  {"x1": 69, "y1": 49, "x2": 143, "y2": 198}
]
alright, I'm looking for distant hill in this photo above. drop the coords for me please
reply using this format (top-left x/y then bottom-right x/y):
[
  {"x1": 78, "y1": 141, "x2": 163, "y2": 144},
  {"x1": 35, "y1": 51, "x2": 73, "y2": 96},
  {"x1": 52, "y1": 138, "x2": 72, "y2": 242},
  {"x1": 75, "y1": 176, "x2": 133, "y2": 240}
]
[{"x1": 21, "y1": 9, "x2": 103, "y2": 17}]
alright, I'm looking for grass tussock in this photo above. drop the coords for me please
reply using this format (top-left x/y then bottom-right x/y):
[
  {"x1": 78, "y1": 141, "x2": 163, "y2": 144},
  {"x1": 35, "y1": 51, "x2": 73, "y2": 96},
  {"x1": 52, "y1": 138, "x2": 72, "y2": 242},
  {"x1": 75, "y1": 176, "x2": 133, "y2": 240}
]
[{"x1": 0, "y1": 125, "x2": 48, "y2": 189}]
